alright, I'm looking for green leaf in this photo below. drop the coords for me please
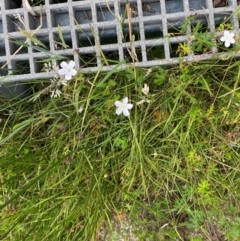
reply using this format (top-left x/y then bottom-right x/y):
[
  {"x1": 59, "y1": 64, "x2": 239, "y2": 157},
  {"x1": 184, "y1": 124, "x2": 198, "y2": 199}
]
[
  {"x1": 10, "y1": 40, "x2": 64, "y2": 59},
  {"x1": 153, "y1": 68, "x2": 168, "y2": 85},
  {"x1": 57, "y1": 25, "x2": 68, "y2": 49},
  {"x1": 107, "y1": 79, "x2": 116, "y2": 87},
  {"x1": 18, "y1": 26, "x2": 47, "y2": 48},
  {"x1": 114, "y1": 137, "x2": 128, "y2": 150}
]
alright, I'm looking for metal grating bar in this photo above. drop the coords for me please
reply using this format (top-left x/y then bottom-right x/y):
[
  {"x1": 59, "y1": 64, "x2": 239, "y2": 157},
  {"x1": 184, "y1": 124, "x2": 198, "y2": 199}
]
[{"x1": 0, "y1": 0, "x2": 239, "y2": 83}]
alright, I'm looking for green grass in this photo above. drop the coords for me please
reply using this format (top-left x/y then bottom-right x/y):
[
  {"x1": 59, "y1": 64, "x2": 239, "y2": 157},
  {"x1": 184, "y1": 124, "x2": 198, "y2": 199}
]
[
  {"x1": 1, "y1": 8, "x2": 240, "y2": 241},
  {"x1": 1, "y1": 57, "x2": 240, "y2": 240}
]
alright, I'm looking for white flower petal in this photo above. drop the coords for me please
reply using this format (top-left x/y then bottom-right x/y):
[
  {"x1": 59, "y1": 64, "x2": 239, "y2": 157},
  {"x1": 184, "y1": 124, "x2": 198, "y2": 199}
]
[
  {"x1": 220, "y1": 36, "x2": 225, "y2": 42},
  {"x1": 65, "y1": 73, "x2": 72, "y2": 80},
  {"x1": 225, "y1": 41, "x2": 230, "y2": 48},
  {"x1": 115, "y1": 101, "x2": 122, "y2": 107},
  {"x1": 230, "y1": 38, "x2": 235, "y2": 44},
  {"x1": 60, "y1": 61, "x2": 68, "y2": 69},
  {"x1": 127, "y1": 103, "x2": 133, "y2": 109},
  {"x1": 70, "y1": 69, "x2": 77, "y2": 76},
  {"x1": 230, "y1": 32, "x2": 235, "y2": 38},
  {"x1": 223, "y1": 30, "x2": 229, "y2": 36},
  {"x1": 122, "y1": 97, "x2": 128, "y2": 104},
  {"x1": 116, "y1": 107, "x2": 123, "y2": 115},
  {"x1": 59, "y1": 68, "x2": 67, "y2": 75},
  {"x1": 68, "y1": 60, "x2": 76, "y2": 68},
  {"x1": 123, "y1": 108, "x2": 130, "y2": 116}
]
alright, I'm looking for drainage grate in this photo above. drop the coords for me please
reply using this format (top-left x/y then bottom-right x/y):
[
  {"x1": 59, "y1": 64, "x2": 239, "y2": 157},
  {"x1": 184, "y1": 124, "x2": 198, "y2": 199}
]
[{"x1": 0, "y1": 0, "x2": 239, "y2": 83}]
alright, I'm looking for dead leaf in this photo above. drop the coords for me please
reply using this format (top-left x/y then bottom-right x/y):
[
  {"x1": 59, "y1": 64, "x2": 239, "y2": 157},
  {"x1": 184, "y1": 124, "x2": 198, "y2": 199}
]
[{"x1": 23, "y1": 0, "x2": 36, "y2": 16}]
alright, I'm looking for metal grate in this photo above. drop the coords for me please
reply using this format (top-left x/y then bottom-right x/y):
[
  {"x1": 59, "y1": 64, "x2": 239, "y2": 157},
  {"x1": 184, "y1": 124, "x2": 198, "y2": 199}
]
[{"x1": 0, "y1": 0, "x2": 239, "y2": 83}]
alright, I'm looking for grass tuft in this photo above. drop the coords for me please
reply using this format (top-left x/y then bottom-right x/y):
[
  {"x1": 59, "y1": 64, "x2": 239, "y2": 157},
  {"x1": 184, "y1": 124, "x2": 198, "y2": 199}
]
[{"x1": 1, "y1": 57, "x2": 240, "y2": 240}]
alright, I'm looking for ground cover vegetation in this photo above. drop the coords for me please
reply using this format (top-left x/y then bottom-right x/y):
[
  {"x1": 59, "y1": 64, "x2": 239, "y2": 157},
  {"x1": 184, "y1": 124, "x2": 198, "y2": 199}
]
[{"x1": 1, "y1": 2, "x2": 240, "y2": 241}]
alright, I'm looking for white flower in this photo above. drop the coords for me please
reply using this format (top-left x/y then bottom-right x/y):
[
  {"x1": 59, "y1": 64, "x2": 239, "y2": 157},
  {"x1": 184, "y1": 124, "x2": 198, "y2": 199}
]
[
  {"x1": 142, "y1": 84, "x2": 149, "y2": 95},
  {"x1": 220, "y1": 30, "x2": 235, "y2": 48},
  {"x1": 58, "y1": 60, "x2": 77, "y2": 80},
  {"x1": 115, "y1": 97, "x2": 133, "y2": 116}
]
